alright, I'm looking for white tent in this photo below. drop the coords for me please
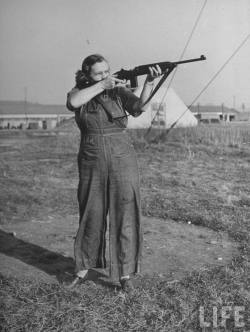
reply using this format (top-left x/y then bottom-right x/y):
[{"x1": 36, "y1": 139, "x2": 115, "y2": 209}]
[{"x1": 127, "y1": 85, "x2": 198, "y2": 128}]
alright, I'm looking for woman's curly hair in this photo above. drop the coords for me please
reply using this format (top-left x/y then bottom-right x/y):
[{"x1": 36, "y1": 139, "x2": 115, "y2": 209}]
[{"x1": 75, "y1": 54, "x2": 107, "y2": 89}]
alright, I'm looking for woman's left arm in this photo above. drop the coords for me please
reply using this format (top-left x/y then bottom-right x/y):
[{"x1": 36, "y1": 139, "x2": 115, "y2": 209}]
[
  {"x1": 117, "y1": 65, "x2": 162, "y2": 117},
  {"x1": 134, "y1": 65, "x2": 162, "y2": 112}
]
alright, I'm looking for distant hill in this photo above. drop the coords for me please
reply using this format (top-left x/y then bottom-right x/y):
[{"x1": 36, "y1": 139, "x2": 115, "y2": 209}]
[{"x1": 0, "y1": 100, "x2": 70, "y2": 115}]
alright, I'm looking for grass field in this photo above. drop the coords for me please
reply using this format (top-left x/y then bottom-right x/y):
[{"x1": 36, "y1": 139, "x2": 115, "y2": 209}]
[{"x1": 0, "y1": 122, "x2": 250, "y2": 331}]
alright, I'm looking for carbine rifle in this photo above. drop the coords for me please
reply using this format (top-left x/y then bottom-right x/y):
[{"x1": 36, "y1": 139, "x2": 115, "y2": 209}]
[{"x1": 115, "y1": 55, "x2": 206, "y2": 88}]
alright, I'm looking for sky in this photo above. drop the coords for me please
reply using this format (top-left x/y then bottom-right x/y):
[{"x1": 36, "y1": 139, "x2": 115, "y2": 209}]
[{"x1": 0, "y1": 0, "x2": 249, "y2": 109}]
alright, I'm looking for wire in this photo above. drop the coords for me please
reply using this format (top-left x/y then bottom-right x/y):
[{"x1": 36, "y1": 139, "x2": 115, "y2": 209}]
[
  {"x1": 145, "y1": 0, "x2": 208, "y2": 137},
  {"x1": 165, "y1": 33, "x2": 250, "y2": 134},
  {"x1": 166, "y1": 0, "x2": 208, "y2": 91}
]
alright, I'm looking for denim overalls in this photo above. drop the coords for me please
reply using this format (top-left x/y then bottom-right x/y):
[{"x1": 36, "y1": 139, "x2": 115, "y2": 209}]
[{"x1": 67, "y1": 86, "x2": 143, "y2": 281}]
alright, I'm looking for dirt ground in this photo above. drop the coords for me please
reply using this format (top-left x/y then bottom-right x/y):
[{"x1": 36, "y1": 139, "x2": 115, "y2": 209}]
[{"x1": 0, "y1": 213, "x2": 238, "y2": 285}]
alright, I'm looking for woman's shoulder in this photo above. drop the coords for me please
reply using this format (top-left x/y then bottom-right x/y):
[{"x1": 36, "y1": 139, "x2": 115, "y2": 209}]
[
  {"x1": 115, "y1": 86, "x2": 136, "y2": 98},
  {"x1": 115, "y1": 85, "x2": 130, "y2": 94},
  {"x1": 115, "y1": 86, "x2": 139, "y2": 103}
]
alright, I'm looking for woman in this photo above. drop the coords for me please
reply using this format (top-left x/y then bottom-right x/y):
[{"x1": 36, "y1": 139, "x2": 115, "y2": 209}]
[{"x1": 66, "y1": 54, "x2": 161, "y2": 291}]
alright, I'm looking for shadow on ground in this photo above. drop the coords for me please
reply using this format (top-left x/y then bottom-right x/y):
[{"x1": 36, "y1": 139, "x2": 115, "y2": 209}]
[
  {"x1": 0, "y1": 230, "x2": 114, "y2": 287},
  {"x1": 0, "y1": 230, "x2": 75, "y2": 282}
]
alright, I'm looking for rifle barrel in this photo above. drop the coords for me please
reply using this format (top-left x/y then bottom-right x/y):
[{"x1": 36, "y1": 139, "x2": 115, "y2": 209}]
[
  {"x1": 115, "y1": 55, "x2": 206, "y2": 80},
  {"x1": 172, "y1": 55, "x2": 206, "y2": 65}
]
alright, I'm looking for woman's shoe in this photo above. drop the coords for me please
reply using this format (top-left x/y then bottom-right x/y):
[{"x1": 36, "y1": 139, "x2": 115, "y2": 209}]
[
  {"x1": 65, "y1": 276, "x2": 82, "y2": 289},
  {"x1": 65, "y1": 274, "x2": 88, "y2": 289},
  {"x1": 120, "y1": 278, "x2": 134, "y2": 293}
]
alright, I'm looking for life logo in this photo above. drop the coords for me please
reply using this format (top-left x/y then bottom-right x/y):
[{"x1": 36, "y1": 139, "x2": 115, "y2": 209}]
[{"x1": 199, "y1": 306, "x2": 248, "y2": 329}]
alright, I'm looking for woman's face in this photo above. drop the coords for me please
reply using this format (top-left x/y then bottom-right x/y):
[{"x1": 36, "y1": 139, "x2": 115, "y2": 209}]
[{"x1": 89, "y1": 61, "x2": 110, "y2": 82}]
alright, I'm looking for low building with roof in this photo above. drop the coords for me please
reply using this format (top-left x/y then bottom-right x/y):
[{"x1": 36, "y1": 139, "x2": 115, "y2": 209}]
[
  {"x1": 236, "y1": 111, "x2": 250, "y2": 121},
  {"x1": 0, "y1": 101, "x2": 73, "y2": 129},
  {"x1": 190, "y1": 104, "x2": 240, "y2": 124}
]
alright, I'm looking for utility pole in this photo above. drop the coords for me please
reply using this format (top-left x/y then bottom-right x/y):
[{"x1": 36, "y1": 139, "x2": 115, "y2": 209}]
[
  {"x1": 221, "y1": 102, "x2": 224, "y2": 122},
  {"x1": 24, "y1": 87, "x2": 28, "y2": 128}
]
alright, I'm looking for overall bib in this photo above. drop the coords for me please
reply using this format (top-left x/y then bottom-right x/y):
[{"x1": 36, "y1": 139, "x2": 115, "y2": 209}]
[{"x1": 67, "y1": 86, "x2": 143, "y2": 281}]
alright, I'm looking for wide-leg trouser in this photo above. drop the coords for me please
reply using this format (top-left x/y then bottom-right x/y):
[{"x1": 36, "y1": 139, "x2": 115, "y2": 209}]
[{"x1": 74, "y1": 130, "x2": 142, "y2": 281}]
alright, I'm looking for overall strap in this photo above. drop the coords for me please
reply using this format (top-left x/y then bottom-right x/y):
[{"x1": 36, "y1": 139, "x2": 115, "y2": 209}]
[{"x1": 95, "y1": 93, "x2": 127, "y2": 122}]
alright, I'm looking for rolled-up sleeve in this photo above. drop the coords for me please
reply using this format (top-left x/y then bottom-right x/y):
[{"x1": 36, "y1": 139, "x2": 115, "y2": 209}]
[
  {"x1": 117, "y1": 87, "x2": 142, "y2": 117},
  {"x1": 66, "y1": 87, "x2": 81, "y2": 112}
]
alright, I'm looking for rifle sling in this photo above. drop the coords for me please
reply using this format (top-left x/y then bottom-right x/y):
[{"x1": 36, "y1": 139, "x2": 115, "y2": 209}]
[{"x1": 141, "y1": 66, "x2": 176, "y2": 107}]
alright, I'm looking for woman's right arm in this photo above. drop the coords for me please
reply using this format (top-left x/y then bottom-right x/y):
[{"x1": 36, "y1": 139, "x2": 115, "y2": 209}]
[
  {"x1": 68, "y1": 82, "x2": 105, "y2": 109},
  {"x1": 67, "y1": 76, "x2": 125, "y2": 110}
]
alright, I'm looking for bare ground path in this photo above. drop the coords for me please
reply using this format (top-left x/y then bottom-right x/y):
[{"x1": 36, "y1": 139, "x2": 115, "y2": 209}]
[{"x1": 0, "y1": 214, "x2": 238, "y2": 285}]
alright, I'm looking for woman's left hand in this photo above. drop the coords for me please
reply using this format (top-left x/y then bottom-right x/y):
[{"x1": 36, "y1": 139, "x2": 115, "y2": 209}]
[{"x1": 146, "y1": 64, "x2": 162, "y2": 82}]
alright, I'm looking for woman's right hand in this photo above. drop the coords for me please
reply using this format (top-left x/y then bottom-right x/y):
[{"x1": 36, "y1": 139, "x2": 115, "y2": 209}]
[{"x1": 99, "y1": 75, "x2": 126, "y2": 90}]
